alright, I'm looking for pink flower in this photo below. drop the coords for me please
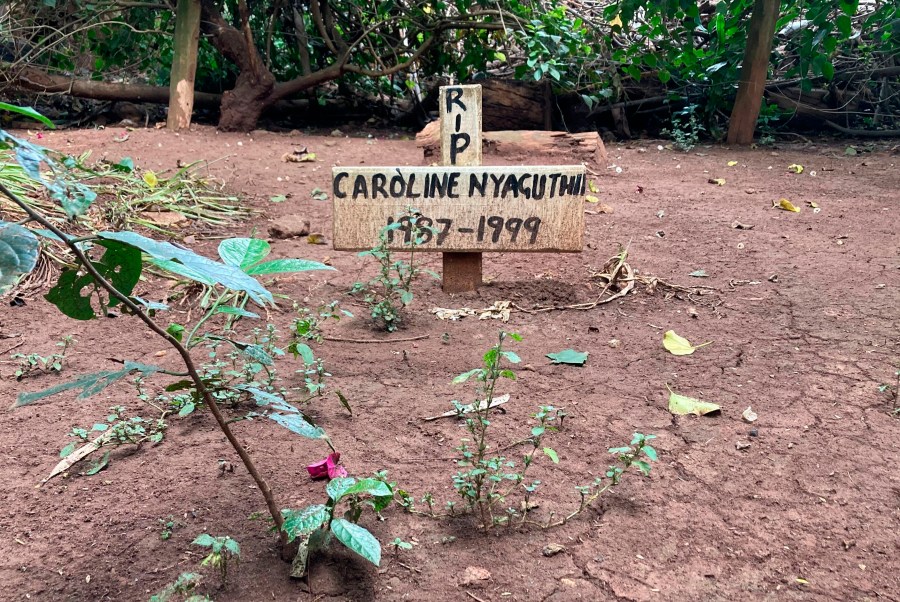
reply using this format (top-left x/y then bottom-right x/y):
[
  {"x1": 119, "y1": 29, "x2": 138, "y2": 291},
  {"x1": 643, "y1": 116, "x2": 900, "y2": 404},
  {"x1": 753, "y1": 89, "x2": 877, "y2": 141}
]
[
  {"x1": 36, "y1": 132, "x2": 44, "y2": 140},
  {"x1": 306, "y1": 452, "x2": 347, "y2": 480}
]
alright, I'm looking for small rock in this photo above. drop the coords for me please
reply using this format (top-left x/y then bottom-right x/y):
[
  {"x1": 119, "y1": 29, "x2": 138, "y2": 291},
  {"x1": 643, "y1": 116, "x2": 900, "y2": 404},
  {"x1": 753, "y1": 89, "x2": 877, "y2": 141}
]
[
  {"x1": 608, "y1": 338, "x2": 621, "y2": 348},
  {"x1": 742, "y1": 406, "x2": 758, "y2": 423},
  {"x1": 735, "y1": 441, "x2": 751, "y2": 451},
  {"x1": 330, "y1": 129, "x2": 343, "y2": 137},
  {"x1": 542, "y1": 543, "x2": 566, "y2": 557},
  {"x1": 749, "y1": 428, "x2": 759, "y2": 437},
  {"x1": 744, "y1": 188, "x2": 756, "y2": 194},
  {"x1": 460, "y1": 566, "x2": 491, "y2": 586},
  {"x1": 588, "y1": 326, "x2": 599, "y2": 333},
  {"x1": 269, "y1": 216, "x2": 310, "y2": 239},
  {"x1": 687, "y1": 306, "x2": 698, "y2": 319}
]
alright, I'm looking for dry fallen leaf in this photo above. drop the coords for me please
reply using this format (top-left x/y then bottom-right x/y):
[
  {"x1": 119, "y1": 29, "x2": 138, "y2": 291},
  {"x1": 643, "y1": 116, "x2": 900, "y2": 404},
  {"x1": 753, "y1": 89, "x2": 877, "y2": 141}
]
[
  {"x1": 667, "y1": 386, "x2": 721, "y2": 416},
  {"x1": 663, "y1": 330, "x2": 712, "y2": 355},
  {"x1": 731, "y1": 220, "x2": 755, "y2": 230},
  {"x1": 787, "y1": 164, "x2": 804, "y2": 174},
  {"x1": 708, "y1": 178, "x2": 726, "y2": 186},
  {"x1": 775, "y1": 198, "x2": 801, "y2": 213},
  {"x1": 742, "y1": 406, "x2": 758, "y2": 423},
  {"x1": 307, "y1": 233, "x2": 327, "y2": 245},
  {"x1": 585, "y1": 195, "x2": 600, "y2": 203},
  {"x1": 727, "y1": 160, "x2": 738, "y2": 167},
  {"x1": 588, "y1": 180, "x2": 600, "y2": 193}
]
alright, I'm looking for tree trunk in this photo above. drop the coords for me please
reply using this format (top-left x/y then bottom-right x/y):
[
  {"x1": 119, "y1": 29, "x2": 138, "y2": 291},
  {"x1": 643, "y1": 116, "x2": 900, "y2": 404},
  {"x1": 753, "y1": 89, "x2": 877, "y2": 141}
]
[
  {"x1": 727, "y1": 0, "x2": 780, "y2": 144},
  {"x1": 167, "y1": 0, "x2": 202, "y2": 130},
  {"x1": 200, "y1": 0, "x2": 276, "y2": 131}
]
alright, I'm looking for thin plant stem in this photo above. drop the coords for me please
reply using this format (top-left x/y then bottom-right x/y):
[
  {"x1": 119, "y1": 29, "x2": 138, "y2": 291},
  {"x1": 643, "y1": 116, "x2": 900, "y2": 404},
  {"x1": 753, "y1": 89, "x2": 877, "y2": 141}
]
[{"x1": 0, "y1": 181, "x2": 288, "y2": 548}]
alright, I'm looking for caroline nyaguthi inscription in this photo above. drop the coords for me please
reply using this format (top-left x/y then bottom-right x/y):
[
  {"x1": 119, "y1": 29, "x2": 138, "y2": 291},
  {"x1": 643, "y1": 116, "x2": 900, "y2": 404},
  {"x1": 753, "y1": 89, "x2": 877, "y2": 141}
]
[{"x1": 333, "y1": 169, "x2": 586, "y2": 201}]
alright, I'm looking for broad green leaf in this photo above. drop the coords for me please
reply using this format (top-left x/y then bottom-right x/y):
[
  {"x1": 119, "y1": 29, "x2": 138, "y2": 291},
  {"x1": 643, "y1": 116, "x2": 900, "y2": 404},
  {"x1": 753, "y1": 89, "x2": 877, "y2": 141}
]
[
  {"x1": 245, "y1": 258, "x2": 334, "y2": 275},
  {"x1": 99, "y1": 231, "x2": 273, "y2": 306},
  {"x1": 214, "y1": 306, "x2": 260, "y2": 319},
  {"x1": 340, "y1": 478, "x2": 392, "y2": 500},
  {"x1": 13, "y1": 361, "x2": 160, "y2": 408},
  {"x1": 240, "y1": 343, "x2": 273, "y2": 366},
  {"x1": 667, "y1": 387, "x2": 721, "y2": 416},
  {"x1": 45, "y1": 269, "x2": 101, "y2": 320},
  {"x1": 177, "y1": 401, "x2": 195, "y2": 417},
  {"x1": 330, "y1": 518, "x2": 381, "y2": 566},
  {"x1": 282, "y1": 505, "x2": 329, "y2": 542},
  {"x1": 0, "y1": 102, "x2": 55, "y2": 127},
  {"x1": 149, "y1": 257, "x2": 216, "y2": 286},
  {"x1": 269, "y1": 413, "x2": 328, "y2": 439},
  {"x1": 223, "y1": 538, "x2": 240, "y2": 557},
  {"x1": 662, "y1": 330, "x2": 711, "y2": 355},
  {"x1": 166, "y1": 323, "x2": 185, "y2": 341},
  {"x1": 291, "y1": 342, "x2": 315, "y2": 365},
  {"x1": 501, "y1": 351, "x2": 521, "y2": 364},
  {"x1": 218, "y1": 238, "x2": 270, "y2": 270},
  {"x1": 94, "y1": 241, "x2": 142, "y2": 307},
  {"x1": 399, "y1": 290, "x2": 413, "y2": 305},
  {"x1": 453, "y1": 368, "x2": 481, "y2": 384},
  {"x1": 60, "y1": 442, "x2": 76, "y2": 458},
  {"x1": 85, "y1": 451, "x2": 110, "y2": 475},
  {"x1": 543, "y1": 447, "x2": 559, "y2": 463},
  {"x1": 0, "y1": 222, "x2": 40, "y2": 293},
  {"x1": 111, "y1": 157, "x2": 134, "y2": 173},
  {"x1": 546, "y1": 349, "x2": 588, "y2": 365},
  {"x1": 192, "y1": 534, "x2": 216, "y2": 547},
  {"x1": 642, "y1": 445, "x2": 658, "y2": 461},
  {"x1": 326, "y1": 477, "x2": 357, "y2": 502},
  {"x1": 236, "y1": 386, "x2": 298, "y2": 413}
]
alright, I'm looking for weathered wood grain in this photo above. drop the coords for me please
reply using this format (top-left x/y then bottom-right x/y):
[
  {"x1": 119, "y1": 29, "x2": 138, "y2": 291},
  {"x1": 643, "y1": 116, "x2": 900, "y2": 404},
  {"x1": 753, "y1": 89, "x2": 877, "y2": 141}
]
[{"x1": 331, "y1": 165, "x2": 585, "y2": 252}]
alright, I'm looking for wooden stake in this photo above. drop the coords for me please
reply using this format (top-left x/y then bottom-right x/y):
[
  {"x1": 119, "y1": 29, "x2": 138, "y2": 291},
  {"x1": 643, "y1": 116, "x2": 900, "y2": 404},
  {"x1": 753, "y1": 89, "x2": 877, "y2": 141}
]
[
  {"x1": 167, "y1": 0, "x2": 201, "y2": 130},
  {"x1": 440, "y1": 85, "x2": 482, "y2": 293}
]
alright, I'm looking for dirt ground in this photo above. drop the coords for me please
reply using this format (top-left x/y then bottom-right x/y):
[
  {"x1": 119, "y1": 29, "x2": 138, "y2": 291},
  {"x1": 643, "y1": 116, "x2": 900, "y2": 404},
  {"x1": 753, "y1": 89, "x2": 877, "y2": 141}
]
[{"x1": 0, "y1": 124, "x2": 898, "y2": 602}]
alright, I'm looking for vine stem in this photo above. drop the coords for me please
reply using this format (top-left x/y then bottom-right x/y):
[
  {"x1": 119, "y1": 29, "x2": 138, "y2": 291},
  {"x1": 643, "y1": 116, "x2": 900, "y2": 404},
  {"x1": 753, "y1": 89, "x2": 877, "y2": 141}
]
[{"x1": 0, "y1": 182, "x2": 288, "y2": 548}]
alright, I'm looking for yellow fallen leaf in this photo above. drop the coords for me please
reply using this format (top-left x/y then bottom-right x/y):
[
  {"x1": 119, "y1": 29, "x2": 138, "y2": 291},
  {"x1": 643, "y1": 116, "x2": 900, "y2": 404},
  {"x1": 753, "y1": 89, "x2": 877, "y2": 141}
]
[
  {"x1": 609, "y1": 14, "x2": 623, "y2": 27},
  {"x1": 787, "y1": 164, "x2": 803, "y2": 174},
  {"x1": 796, "y1": 578, "x2": 809, "y2": 585},
  {"x1": 143, "y1": 171, "x2": 158, "y2": 189},
  {"x1": 307, "y1": 233, "x2": 327, "y2": 245},
  {"x1": 663, "y1": 330, "x2": 712, "y2": 355},
  {"x1": 585, "y1": 195, "x2": 599, "y2": 203},
  {"x1": 776, "y1": 198, "x2": 800, "y2": 213},
  {"x1": 708, "y1": 178, "x2": 726, "y2": 186},
  {"x1": 299, "y1": 152, "x2": 317, "y2": 162},
  {"x1": 588, "y1": 180, "x2": 599, "y2": 193},
  {"x1": 667, "y1": 386, "x2": 721, "y2": 416},
  {"x1": 727, "y1": 160, "x2": 738, "y2": 167}
]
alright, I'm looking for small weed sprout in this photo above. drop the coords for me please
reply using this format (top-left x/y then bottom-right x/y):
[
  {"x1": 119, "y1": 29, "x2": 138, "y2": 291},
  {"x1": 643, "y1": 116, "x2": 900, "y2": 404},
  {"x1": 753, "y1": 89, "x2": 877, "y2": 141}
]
[
  {"x1": 192, "y1": 534, "x2": 240, "y2": 586},
  {"x1": 402, "y1": 332, "x2": 657, "y2": 530},
  {"x1": 350, "y1": 209, "x2": 437, "y2": 331},
  {"x1": 661, "y1": 104, "x2": 706, "y2": 151},
  {"x1": 12, "y1": 335, "x2": 76, "y2": 380},
  {"x1": 148, "y1": 572, "x2": 207, "y2": 602},
  {"x1": 389, "y1": 537, "x2": 414, "y2": 554},
  {"x1": 159, "y1": 516, "x2": 178, "y2": 540}
]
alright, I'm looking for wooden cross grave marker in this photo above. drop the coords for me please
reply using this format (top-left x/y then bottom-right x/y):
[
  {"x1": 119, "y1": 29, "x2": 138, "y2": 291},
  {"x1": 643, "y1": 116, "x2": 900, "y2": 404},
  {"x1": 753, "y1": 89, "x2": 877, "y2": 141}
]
[{"x1": 332, "y1": 84, "x2": 585, "y2": 293}]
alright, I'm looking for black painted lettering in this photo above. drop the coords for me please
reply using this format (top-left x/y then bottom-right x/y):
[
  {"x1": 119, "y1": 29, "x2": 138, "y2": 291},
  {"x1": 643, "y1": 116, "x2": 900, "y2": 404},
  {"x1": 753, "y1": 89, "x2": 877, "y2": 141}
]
[
  {"x1": 523, "y1": 217, "x2": 541, "y2": 244},
  {"x1": 389, "y1": 175, "x2": 405, "y2": 198},
  {"x1": 431, "y1": 173, "x2": 448, "y2": 197},
  {"x1": 487, "y1": 216, "x2": 504, "y2": 243},
  {"x1": 580, "y1": 174, "x2": 586, "y2": 195},
  {"x1": 371, "y1": 173, "x2": 387, "y2": 199},
  {"x1": 505, "y1": 217, "x2": 523, "y2": 242},
  {"x1": 449, "y1": 133, "x2": 470, "y2": 165},
  {"x1": 333, "y1": 172, "x2": 349, "y2": 198},
  {"x1": 518, "y1": 174, "x2": 531, "y2": 199},
  {"x1": 489, "y1": 174, "x2": 504, "y2": 197},
  {"x1": 445, "y1": 88, "x2": 466, "y2": 113},
  {"x1": 352, "y1": 175, "x2": 368, "y2": 199},
  {"x1": 469, "y1": 173, "x2": 487, "y2": 197},
  {"x1": 405, "y1": 174, "x2": 421, "y2": 198},
  {"x1": 447, "y1": 172, "x2": 461, "y2": 198},
  {"x1": 455, "y1": 114, "x2": 462, "y2": 131},
  {"x1": 548, "y1": 173, "x2": 562, "y2": 198},
  {"x1": 532, "y1": 174, "x2": 546, "y2": 200},
  {"x1": 501, "y1": 174, "x2": 519, "y2": 198},
  {"x1": 436, "y1": 218, "x2": 453, "y2": 245}
]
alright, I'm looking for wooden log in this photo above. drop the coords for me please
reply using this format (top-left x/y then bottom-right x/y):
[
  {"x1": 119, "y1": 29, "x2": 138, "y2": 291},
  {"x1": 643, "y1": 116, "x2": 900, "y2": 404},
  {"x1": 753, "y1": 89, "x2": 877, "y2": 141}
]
[
  {"x1": 478, "y1": 78, "x2": 551, "y2": 130},
  {"x1": 417, "y1": 121, "x2": 607, "y2": 166}
]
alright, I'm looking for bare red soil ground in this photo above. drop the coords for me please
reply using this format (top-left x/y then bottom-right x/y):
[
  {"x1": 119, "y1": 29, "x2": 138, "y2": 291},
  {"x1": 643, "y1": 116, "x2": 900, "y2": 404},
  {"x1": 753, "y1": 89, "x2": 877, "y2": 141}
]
[{"x1": 0, "y1": 125, "x2": 898, "y2": 602}]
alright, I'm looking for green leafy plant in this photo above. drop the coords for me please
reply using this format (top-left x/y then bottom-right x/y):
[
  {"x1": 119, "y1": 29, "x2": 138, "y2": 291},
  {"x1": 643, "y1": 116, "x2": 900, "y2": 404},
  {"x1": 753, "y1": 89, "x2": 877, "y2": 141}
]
[
  {"x1": 193, "y1": 534, "x2": 240, "y2": 586},
  {"x1": 1, "y1": 105, "x2": 340, "y2": 569},
  {"x1": 12, "y1": 335, "x2": 76, "y2": 380},
  {"x1": 401, "y1": 331, "x2": 656, "y2": 529},
  {"x1": 661, "y1": 104, "x2": 707, "y2": 151},
  {"x1": 281, "y1": 475, "x2": 394, "y2": 578},
  {"x1": 350, "y1": 210, "x2": 435, "y2": 332},
  {"x1": 160, "y1": 516, "x2": 178, "y2": 541}
]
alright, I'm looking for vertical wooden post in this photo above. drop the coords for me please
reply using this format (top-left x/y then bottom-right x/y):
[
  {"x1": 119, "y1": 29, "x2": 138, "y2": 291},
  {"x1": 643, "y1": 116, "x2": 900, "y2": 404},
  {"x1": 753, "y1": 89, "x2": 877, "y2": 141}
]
[
  {"x1": 440, "y1": 84, "x2": 482, "y2": 293},
  {"x1": 167, "y1": 0, "x2": 202, "y2": 130},
  {"x1": 726, "y1": 0, "x2": 780, "y2": 144}
]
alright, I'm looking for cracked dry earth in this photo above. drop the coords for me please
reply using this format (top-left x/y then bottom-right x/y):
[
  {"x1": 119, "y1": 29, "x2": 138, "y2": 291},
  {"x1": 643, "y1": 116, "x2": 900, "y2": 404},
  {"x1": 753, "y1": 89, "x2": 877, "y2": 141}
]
[{"x1": 0, "y1": 126, "x2": 898, "y2": 602}]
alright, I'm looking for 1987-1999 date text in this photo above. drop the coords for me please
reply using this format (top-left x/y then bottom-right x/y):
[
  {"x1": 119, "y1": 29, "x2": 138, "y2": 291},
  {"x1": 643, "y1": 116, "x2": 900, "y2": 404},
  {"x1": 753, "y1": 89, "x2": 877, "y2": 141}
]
[{"x1": 386, "y1": 215, "x2": 542, "y2": 246}]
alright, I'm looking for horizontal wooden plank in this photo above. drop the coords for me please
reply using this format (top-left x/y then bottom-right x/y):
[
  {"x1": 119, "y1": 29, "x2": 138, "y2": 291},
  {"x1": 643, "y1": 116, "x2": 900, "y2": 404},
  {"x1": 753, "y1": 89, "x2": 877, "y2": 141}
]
[{"x1": 332, "y1": 165, "x2": 585, "y2": 252}]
